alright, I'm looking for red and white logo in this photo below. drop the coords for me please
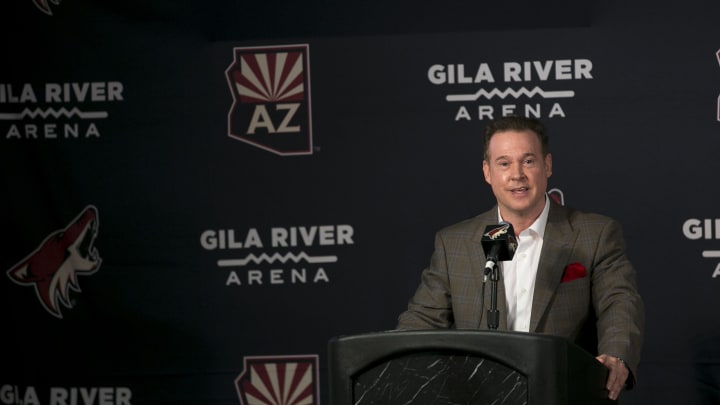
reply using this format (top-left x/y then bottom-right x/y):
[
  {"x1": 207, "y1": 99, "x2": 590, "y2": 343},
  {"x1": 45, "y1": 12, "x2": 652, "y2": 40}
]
[
  {"x1": 548, "y1": 188, "x2": 565, "y2": 206},
  {"x1": 235, "y1": 355, "x2": 320, "y2": 405},
  {"x1": 226, "y1": 45, "x2": 313, "y2": 156},
  {"x1": 6, "y1": 205, "x2": 101, "y2": 318},
  {"x1": 484, "y1": 223, "x2": 510, "y2": 240}
]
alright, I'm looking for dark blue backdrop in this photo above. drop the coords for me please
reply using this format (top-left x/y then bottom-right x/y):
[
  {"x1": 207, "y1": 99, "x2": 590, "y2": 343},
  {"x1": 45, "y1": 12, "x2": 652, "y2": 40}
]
[{"x1": 2, "y1": 1, "x2": 720, "y2": 404}]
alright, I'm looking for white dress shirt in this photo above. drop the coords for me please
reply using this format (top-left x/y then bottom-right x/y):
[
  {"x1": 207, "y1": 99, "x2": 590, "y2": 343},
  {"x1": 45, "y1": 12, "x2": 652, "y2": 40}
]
[{"x1": 498, "y1": 195, "x2": 550, "y2": 332}]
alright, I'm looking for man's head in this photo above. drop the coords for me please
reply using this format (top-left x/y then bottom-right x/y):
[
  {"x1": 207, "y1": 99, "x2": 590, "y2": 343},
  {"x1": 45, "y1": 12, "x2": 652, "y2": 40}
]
[{"x1": 482, "y1": 116, "x2": 553, "y2": 223}]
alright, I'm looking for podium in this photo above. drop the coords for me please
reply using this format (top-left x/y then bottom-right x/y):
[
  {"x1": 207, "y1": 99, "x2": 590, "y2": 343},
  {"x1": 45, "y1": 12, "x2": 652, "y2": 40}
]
[{"x1": 328, "y1": 330, "x2": 614, "y2": 404}]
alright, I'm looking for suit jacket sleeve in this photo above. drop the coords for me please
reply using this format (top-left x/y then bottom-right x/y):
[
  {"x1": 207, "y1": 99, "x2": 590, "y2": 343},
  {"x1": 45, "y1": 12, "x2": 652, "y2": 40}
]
[
  {"x1": 589, "y1": 216, "x2": 645, "y2": 387},
  {"x1": 396, "y1": 230, "x2": 456, "y2": 329},
  {"x1": 396, "y1": 213, "x2": 492, "y2": 330}
]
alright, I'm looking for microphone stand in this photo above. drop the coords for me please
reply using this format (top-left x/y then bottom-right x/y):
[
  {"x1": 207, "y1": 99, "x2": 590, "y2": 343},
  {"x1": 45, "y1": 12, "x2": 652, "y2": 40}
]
[{"x1": 487, "y1": 262, "x2": 500, "y2": 330}]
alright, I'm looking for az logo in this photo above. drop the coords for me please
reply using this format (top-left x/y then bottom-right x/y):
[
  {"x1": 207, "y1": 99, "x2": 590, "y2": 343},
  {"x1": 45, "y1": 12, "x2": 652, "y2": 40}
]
[
  {"x1": 226, "y1": 44, "x2": 314, "y2": 156},
  {"x1": 235, "y1": 355, "x2": 319, "y2": 405}
]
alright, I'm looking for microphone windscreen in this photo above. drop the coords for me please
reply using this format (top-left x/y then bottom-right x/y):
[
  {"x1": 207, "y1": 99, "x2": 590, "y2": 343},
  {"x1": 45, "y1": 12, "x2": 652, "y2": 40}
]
[{"x1": 481, "y1": 222, "x2": 518, "y2": 262}]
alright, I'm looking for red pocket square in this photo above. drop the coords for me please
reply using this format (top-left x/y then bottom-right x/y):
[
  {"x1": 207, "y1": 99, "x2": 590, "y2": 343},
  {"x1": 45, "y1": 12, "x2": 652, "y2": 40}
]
[{"x1": 561, "y1": 262, "x2": 586, "y2": 283}]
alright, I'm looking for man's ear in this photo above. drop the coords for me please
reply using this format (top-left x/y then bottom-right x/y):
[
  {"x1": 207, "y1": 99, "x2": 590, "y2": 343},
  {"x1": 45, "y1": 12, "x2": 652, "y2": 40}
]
[
  {"x1": 482, "y1": 160, "x2": 491, "y2": 184},
  {"x1": 544, "y1": 153, "x2": 553, "y2": 178}
]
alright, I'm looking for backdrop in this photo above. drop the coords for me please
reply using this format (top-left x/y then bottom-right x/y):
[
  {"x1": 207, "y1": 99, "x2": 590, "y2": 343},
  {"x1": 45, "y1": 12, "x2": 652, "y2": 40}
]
[{"x1": 2, "y1": 1, "x2": 720, "y2": 404}]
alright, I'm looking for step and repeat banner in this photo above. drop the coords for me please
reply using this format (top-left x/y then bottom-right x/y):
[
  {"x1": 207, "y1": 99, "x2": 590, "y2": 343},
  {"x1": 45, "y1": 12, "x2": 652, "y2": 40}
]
[{"x1": 2, "y1": 2, "x2": 720, "y2": 404}]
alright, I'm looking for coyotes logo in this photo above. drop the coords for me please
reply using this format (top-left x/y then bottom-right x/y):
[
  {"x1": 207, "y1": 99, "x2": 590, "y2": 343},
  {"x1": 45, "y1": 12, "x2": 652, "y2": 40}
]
[
  {"x1": 484, "y1": 223, "x2": 510, "y2": 240},
  {"x1": 6, "y1": 205, "x2": 101, "y2": 318}
]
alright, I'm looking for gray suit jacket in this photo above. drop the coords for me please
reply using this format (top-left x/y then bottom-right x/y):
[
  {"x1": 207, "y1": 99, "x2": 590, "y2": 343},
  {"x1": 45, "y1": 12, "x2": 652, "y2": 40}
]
[{"x1": 397, "y1": 200, "x2": 645, "y2": 382}]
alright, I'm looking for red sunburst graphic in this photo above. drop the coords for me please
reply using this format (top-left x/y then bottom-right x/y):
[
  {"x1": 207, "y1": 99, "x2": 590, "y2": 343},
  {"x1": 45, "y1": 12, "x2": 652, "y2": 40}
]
[
  {"x1": 236, "y1": 356, "x2": 318, "y2": 405},
  {"x1": 232, "y1": 52, "x2": 306, "y2": 103}
]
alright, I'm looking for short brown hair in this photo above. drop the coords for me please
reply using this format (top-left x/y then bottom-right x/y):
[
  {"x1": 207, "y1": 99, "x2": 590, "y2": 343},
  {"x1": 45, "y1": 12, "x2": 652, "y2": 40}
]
[{"x1": 482, "y1": 116, "x2": 549, "y2": 161}]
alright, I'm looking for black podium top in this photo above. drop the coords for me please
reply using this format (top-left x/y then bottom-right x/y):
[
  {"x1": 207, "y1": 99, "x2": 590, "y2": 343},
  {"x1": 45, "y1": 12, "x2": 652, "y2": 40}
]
[{"x1": 328, "y1": 329, "x2": 613, "y2": 405}]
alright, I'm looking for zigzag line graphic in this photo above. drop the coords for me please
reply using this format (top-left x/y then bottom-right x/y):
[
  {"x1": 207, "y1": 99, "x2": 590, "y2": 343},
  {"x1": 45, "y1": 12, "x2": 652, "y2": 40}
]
[
  {"x1": 217, "y1": 252, "x2": 338, "y2": 267},
  {"x1": 446, "y1": 86, "x2": 575, "y2": 102},
  {"x1": 0, "y1": 107, "x2": 109, "y2": 120}
]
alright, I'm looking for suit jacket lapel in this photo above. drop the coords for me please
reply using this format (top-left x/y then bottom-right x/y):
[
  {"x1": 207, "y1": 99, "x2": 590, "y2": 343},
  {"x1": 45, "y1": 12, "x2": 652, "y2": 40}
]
[{"x1": 529, "y1": 202, "x2": 577, "y2": 332}]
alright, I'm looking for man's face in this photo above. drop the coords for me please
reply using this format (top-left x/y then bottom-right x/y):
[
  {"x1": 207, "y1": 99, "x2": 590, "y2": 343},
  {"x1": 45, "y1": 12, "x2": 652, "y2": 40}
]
[{"x1": 482, "y1": 130, "x2": 552, "y2": 220}]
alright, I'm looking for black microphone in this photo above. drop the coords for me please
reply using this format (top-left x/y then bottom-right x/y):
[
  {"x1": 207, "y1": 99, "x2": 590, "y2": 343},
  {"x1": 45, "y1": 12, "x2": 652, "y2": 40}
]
[{"x1": 481, "y1": 222, "x2": 518, "y2": 275}]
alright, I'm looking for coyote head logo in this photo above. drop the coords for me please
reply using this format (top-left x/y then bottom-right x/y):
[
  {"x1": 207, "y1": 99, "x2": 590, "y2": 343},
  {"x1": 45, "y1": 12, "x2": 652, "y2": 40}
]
[
  {"x1": 7, "y1": 205, "x2": 101, "y2": 318},
  {"x1": 484, "y1": 223, "x2": 510, "y2": 240}
]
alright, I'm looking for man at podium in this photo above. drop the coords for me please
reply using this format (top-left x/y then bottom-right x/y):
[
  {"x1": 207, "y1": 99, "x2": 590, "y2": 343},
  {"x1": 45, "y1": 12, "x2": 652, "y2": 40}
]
[{"x1": 397, "y1": 116, "x2": 644, "y2": 401}]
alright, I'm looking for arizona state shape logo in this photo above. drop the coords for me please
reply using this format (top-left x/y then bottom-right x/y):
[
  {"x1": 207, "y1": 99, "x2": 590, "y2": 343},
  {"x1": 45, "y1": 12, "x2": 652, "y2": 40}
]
[
  {"x1": 7, "y1": 205, "x2": 101, "y2": 318},
  {"x1": 235, "y1": 355, "x2": 319, "y2": 405},
  {"x1": 226, "y1": 44, "x2": 314, "y2": 156}
]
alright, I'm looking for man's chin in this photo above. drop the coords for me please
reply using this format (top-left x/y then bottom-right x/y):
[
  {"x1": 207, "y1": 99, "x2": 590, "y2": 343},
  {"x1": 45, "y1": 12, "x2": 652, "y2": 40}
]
[{"x1": 502, "y1": 200, "x2": 542, "y2": 217}]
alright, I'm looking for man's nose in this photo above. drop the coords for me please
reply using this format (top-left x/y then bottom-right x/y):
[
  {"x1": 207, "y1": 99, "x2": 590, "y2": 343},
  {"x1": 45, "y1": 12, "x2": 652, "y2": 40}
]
[{"x1": 511, "y1": 164, "x2": 525, "y2": 180}]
